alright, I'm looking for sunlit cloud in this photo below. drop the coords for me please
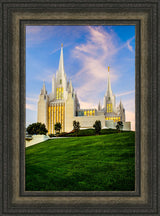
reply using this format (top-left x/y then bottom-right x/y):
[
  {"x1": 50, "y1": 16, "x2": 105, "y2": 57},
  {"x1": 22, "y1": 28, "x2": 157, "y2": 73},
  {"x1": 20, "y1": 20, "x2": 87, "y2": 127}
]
[
  {"x1": 115, "y1": 36, "x2": 135, "y2": 53},
  {"x1": 26, "y1": 97, "x2": 38, "y2": 103},
  {"x1": 126, "y1": 36, "x2": 135, "y2": 52},
  {"x1": 26, "y1": 103, "x2": 37, "y2": 111},
  {"x1": 116, "y1": 90, "x2": 135, "y2": 97},
  {"x1": 26, "y1": 26, "x2": 58, "y2": 47},
  {"x1": 50, "y1": 47, "x2": 61, "y2": 55},
  {"x1": 72, "y1": 26, "x2": 135, "y2": 109},
  {"x1": 50, "y1": 43, "x2": 72, "y2": 55}
]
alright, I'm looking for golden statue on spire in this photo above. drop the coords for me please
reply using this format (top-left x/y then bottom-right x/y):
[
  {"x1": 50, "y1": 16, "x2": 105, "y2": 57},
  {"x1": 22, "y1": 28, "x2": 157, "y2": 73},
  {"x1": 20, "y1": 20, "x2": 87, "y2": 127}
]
[{"x1": 108, "y1": 66, "x2": 110, "y2": 72}]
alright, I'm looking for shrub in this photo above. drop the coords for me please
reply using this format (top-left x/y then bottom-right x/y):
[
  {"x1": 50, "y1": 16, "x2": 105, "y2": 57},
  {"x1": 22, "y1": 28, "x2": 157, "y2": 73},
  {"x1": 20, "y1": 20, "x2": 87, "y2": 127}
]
[
  {"x1": 73, "y1": 120, "x2": 80, "y2": 136},
  {"x1": 48, "y1": 134, "x2": 56, "y2": 138},
  {"x1": 26, "y1": 122, "x2": 48, "y2": 135},
  {"x1": 54, "y1": 122, "x2": 62, "y2": 135},
  {"x1": 93, "y1": 120, "x2": 101, "y2": 135},
  {"x1": 116, "y1": 121, "x2": 124, "y2": 132},
  {"x1": 58, "y1": 132, "x2": 68, "y2": 137}
]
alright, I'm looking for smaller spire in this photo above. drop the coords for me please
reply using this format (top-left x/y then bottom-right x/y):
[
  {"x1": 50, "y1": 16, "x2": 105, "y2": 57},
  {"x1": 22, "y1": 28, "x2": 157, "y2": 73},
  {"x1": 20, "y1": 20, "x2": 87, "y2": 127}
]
[
  {"x1": 43, "y1": 81, "x2": 46, "y2": 90},
  {"x1": 69, "y1": 79, "x2": 73, "y2": 93},
  {"x1": 98, "y1": 101, "x2": 101, "y2": 111},
  {"x1": 41, "y1": 81, "x2": 47, "y2": 95},
  {"x1": 119, "y1": 99, "x2": 123, "y2": 109}
]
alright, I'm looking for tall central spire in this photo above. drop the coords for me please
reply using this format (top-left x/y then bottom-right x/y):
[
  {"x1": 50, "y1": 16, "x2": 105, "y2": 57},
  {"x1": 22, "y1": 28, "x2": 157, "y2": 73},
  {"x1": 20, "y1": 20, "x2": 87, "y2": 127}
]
[
  {"x1": 58, "y1": 43, "x2": 65, "y2": 75},
  {"x1": 106, "y1": 66, "x2": 112, "y2": 97}
]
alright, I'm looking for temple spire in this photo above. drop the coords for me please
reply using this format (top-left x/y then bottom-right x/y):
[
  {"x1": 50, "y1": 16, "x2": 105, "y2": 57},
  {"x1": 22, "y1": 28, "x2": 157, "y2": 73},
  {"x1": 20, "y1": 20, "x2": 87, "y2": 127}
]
[
  {"x1": 106, "y1": 66, "x2": 112, "y2": 97},
  {"x1": 98, "y1": 101, "x2": 101, "y2": 111},
  {"x1": 58, "y1": 43, "x2": 65, "y2": 75},
  {"x1": 119, "y1": 99, "x2": 123, "y2": 109}
]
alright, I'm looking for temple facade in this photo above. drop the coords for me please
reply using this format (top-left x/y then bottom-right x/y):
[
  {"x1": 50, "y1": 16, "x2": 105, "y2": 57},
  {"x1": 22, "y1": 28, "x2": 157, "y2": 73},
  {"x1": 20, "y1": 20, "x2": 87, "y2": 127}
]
[{"x1": 37, "y1": 44, "x2": 131, "y2": 133}]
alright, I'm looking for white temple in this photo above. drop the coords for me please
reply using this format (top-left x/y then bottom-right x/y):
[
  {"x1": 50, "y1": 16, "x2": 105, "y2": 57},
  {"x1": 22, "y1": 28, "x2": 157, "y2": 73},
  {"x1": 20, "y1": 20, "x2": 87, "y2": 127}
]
[{"x1": 37, "y1": 44, "x2": 131, "y2": 133}]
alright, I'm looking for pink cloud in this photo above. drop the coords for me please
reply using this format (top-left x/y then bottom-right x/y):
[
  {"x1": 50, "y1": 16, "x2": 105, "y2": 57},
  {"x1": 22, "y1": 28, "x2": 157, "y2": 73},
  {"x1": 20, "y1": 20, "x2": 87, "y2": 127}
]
[
  {"x1": 26, "y1": 103, "x2": 37, "y2": 111},
  {"x1": 72, "y1": 26, "x2": 120, "y2": 107},
  {"x1": 26, "y1": 97, "x2": 38, "y2": 102},
  {"x1": 116, "y1": 90, "x2": 135, "y2": 97}
]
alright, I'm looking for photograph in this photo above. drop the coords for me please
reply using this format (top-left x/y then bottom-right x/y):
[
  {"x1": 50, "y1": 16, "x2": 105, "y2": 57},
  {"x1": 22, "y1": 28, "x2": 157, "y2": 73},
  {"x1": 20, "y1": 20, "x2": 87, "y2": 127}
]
[{"x1": 25, "y1": 25, "x2": 135, "y2": 191}]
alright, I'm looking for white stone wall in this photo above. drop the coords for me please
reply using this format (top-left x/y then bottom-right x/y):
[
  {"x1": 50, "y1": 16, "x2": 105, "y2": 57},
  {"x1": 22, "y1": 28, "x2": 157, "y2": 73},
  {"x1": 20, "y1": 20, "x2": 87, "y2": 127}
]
[
  {"x1": 105, "y1": 120, "x2": 131, "y2": 131},
  {"x1": 65, "y1": 93, "x2": 74, "y2": 132},
  {"x1": 105, "y1": 120, "x2": 116, "y2": 129},
  {"x1": 73, "y1": 115, "x2": 105, "y2": 129},
  {"x1": 123, "y1": 122, "x2": 131, "y2": 131}
]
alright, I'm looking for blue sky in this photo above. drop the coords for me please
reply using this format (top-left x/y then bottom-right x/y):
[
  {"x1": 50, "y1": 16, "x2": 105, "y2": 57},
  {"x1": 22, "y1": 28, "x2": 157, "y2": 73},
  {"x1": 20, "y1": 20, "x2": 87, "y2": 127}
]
[{"x1": 26, "y1": 25, "x2": 135, "y2": 130}]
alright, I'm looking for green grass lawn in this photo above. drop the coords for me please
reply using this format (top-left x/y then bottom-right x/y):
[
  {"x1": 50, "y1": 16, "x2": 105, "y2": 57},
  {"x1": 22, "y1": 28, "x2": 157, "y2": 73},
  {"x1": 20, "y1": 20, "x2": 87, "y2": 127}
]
[{"x1": 25, "y1": 132, "x2": 135, "y2": 191}]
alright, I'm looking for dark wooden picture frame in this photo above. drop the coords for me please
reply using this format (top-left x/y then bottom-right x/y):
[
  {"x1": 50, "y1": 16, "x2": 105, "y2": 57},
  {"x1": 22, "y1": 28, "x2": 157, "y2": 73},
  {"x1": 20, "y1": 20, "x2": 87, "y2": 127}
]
[{"x1": 0, "y1": 0, "x2": 159, "y2": 215}]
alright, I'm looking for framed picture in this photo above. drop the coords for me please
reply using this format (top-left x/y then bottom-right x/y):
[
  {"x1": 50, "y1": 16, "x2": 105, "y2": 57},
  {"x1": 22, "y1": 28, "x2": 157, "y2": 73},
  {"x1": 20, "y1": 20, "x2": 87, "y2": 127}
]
[
  {"x1": 25, "y1": 24, "x2": 136, "y2": 192},
  {"x1": 0, "y1": 1, "x2": 159, "y2": 215}
]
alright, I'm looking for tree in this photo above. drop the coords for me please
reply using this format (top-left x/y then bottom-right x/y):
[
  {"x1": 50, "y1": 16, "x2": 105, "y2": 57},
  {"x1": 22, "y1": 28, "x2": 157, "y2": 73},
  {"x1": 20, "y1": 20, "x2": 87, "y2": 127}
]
[
  {"x1": 93, "y1": 120, "x2": 101, "y2": 135},
  {"x1": 54, "y1": 122, "x2": 62, "y2": 135},
  {"x1": 26, "y1": 122, "x2": 48, "y2": 135},
  {"x1": 116, "y1": 121, "x2": 123, "y2": 132},
  {"x1": 73, "y1": 120, "x2": 80, "y2": 136}
]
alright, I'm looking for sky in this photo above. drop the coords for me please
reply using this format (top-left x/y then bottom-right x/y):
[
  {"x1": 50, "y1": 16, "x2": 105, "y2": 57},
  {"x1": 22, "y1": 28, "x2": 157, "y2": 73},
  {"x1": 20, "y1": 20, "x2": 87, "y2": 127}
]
[{"x1": 26, "y1": 25, "x2": 135, "y2": 130}]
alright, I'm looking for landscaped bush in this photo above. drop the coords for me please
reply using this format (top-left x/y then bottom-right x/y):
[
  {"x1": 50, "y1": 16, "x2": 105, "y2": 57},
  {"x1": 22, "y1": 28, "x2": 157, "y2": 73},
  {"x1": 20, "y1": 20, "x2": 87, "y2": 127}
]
[
  {"x1": 66, "y1": 129, "x2": 96, "y2": 137},
  {"x1": 93, "y1": 120, "x2": 101, "y2": 135},
  {"x1": 57, "y1": 128, "x2": 133, "y2": 137},
  {"x1": 57, "y1": 132, "x2": 68, "y2": 137},
  {"x1": 48, "y1": 134, "x2": 56, "y2": 138},
  {"x1": 100, "y1": 128, "x2": 118, "y2": 135},
  {"x1": 27, "y1": 122, "x2": 48, "y2": 135}
]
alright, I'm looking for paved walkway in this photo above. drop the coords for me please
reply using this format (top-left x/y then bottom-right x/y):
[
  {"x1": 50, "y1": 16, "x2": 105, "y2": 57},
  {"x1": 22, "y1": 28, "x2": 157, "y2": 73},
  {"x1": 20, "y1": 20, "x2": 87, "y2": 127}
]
[{"x1": 26, "y1": 136, "x2": 70, "y2": 148}]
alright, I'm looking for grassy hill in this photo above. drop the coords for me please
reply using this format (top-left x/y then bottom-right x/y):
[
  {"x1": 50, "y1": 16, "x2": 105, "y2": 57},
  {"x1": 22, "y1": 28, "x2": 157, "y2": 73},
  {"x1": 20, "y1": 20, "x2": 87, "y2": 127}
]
[{"x1": 25, "y1": 132, "x2": 135, "y2": 191}]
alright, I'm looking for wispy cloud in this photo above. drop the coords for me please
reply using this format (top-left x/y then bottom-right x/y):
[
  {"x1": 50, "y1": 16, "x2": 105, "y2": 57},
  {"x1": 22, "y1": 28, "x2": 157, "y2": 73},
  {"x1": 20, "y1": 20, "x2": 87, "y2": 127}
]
[
  {"x1": 116, "y1": 90, "x2": 135, "y2": 97},
  {"x1": 72, "y1": 26, "x2": 119, "y2": 105},
  {"x1": 26, "y1": 97, "x2": 38, "y2": 103},
  {"x1": 72, "y1": 26, "x2": 135, "y2": 107},
  {"x1": 126, "y1": 36, "x2": 135, "y2": 52},
  {"x1": 26, "y1": 95, "x2": 38, "y2": 111},
  {"x1": 26, "y1": 26, "x2": 58, "y2": 47},
  {"x1": 115, "y1": 36, "x2": 135, "y2": 53},
  {"x1": 50, "y1": 43, "x2": 72, "y2": 55},
  {"x1": 26, "y1": 103, "x2": 37, "y2": 111},
  {"x1": 50, "y1": 47, "x2": 61, "y2": 55}
]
